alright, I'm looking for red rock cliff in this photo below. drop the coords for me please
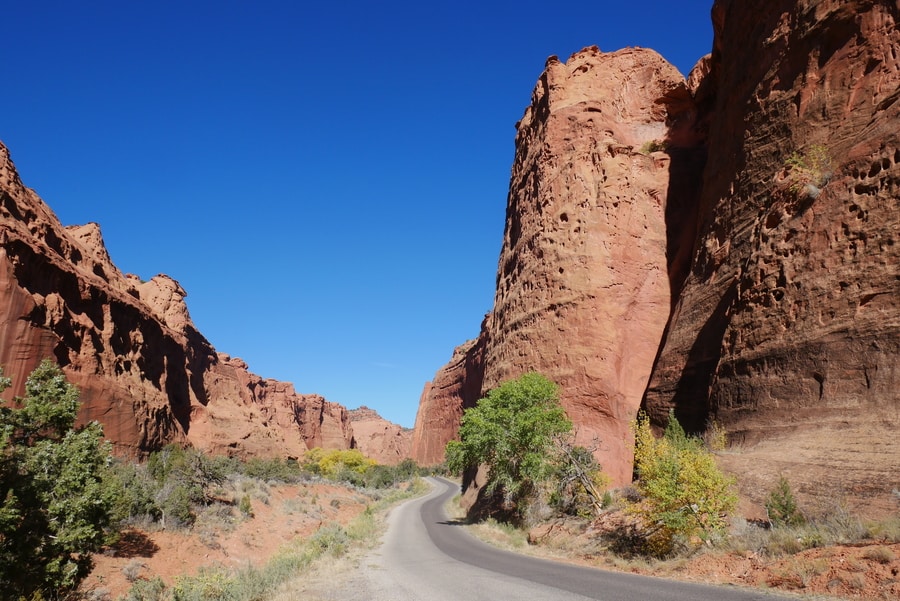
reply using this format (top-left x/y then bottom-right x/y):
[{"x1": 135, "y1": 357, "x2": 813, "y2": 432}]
[
  {"x1": 417, "y1": 1, "x2": 900, "y2": 510},
  {"x1": 0, "y1": 141, "x2": 361, "y2": 459},
  {"x1": 644, "y1": 0, "x2": 900, "y2": 513},
  {"x1": 413, "y1": 47, "x2": 695, "y2": 484},
  {"x1": 411, "y1": 317, "x2": 488, "y2": 465}
]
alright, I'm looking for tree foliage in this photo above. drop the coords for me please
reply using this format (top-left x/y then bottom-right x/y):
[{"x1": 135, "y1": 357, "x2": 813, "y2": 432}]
[
  {"x1": 445, "y1": 372, "x2": 572, "y2": 510},
  {"x1": 0, "y1": 360, "x2": 116, "y2": 598},
  {"x1": 632, "y1": 411, "x2": 737, "y2": 555}
]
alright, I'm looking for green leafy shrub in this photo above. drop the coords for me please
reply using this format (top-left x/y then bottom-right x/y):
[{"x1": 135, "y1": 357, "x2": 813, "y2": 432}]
[
  {"x1": 0, "y1": 361, "x2": 118, "y2": 598},
  {"x1": 630, "y1": 411, "x2": 737, "y2": 557},
  {"x1": 445, "y1": 372, "x2": 572, "y2": 514}
]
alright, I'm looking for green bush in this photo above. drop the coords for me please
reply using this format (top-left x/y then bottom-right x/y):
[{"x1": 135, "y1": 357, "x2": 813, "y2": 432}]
[
  {"x1": 123, "y1": 575, "x2": 168, "y2": 601},
  {"x1": 631, "y1": 411, "x2": 737, "y2": 556},
  {"x1": 0, "y1": 361, "x2": 118, "y2": 598},
  {"x1": 240, "y1": 457, "x2": 303, "y2": 482}
]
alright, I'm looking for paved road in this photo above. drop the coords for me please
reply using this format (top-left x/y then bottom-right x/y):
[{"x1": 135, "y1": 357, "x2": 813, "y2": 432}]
[{"x1": 341, "y1": 477, "x2": 791, "y2": 601}]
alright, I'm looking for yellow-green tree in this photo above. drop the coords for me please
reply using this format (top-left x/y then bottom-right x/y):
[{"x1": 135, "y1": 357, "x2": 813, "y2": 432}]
[{"x1": 632, "y1": 411, "x2": 737, "y2": 555}]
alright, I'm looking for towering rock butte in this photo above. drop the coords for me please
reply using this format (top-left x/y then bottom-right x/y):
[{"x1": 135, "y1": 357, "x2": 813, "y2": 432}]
[
  {"x1": 415, "y1": 0, "x2": 900, "y2": 511},
  {"x1": 414, "y1": 45, "x2": 697, "y2": 485},
  {"x1": 0, "y1": 141, "x2": 375, "y2": 460}
]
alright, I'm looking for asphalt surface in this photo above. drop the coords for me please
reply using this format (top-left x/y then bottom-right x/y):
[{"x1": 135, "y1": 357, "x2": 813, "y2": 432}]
[{"x1": 349, "y1": 477, "x2": 794, "y2": 601}]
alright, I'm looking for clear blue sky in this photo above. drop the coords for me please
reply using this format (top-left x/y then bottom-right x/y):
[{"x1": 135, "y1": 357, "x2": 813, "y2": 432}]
[{"x1": 3, "y1": 1, "x2": 713, "y2": 428}]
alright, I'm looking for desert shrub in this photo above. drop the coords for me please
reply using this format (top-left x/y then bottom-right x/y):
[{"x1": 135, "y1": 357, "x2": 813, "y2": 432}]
[
  {"x1": 308, "y1": 524, "x2": 349, "y2": 557},
  {"x1": 109, "y1": 460, "x2": 162, "y2": 524},
  {"x1": 240, "y1": 456, "x2": 303, "y2": 482},
  {"x1": 640, "y1": 139, "x2": 668, "y2": 153},
  {"x1": 238, "y1": 494, "x2": 253, "y2": 518},
  {"x1": 862, "y1": 545, "x2": 896, "y2": 564},
  {"x1": 783, "y1": 144, "x2": 832, "y2": 196},
  {"x1": 630, "y1": 411, "x2": 737, "y2": 557},
  {"x1": 0, "y1": 361, "x2": 118, "y2": 598},
  {"x1": 766, "y1": 475, "x2": 805, "y2": 527},
  {"x1": 123, "y1": 576, "x2": 168, "y2": 601},
  {"x1": 445, "y1": 372, "x2": 572, "y2": 514}
]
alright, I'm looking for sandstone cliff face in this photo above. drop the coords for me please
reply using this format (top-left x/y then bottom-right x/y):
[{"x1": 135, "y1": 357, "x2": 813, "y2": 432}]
[
  {"x1": 417, "y1": 1, "x2": 900, "y2": 511},
  {"x1": 413, "y1": 47, "x2": 694, "y2": 484},
  {"x1": 410, "y1": 318, "x2": 488, "y2": 465},
  {"x1": 348, "y1": 406, "x2": 412, "y2": 465},
  {"x1": 644, "y1": 0, "x2": 900, "y2": 513},
  {"x1": 0, "y1": 141, "x2": 362, "y2": 459}
]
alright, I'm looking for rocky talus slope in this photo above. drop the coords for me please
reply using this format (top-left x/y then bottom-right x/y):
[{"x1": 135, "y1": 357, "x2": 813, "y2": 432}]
[
  {"x1": 0, "y1": 141, "x2": 382, "y2": 459},
  {"x1": 414, "y1": 0, "x2": 900, "y2": 512}
]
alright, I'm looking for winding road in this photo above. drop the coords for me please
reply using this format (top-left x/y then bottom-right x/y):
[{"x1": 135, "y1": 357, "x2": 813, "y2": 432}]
[{"x1": 334, "y1": 477, "x2": 791, "y2": 601}]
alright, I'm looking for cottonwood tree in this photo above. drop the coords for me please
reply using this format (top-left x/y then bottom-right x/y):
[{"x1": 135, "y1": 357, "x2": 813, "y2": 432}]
[
  {"x1": 445, "y1": 372, "x2": 573, "y2": 514},
  {"x1": 0, "y1": 360, "x2": 117, "y2": 598}
]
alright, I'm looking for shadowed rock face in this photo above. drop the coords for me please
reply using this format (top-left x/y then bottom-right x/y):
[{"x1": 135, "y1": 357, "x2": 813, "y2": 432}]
[
  {"x1": 645, "y1": 0, "x2": 900, "y2": 513},
  {"x1": 0, "y1": 141, "x2": 357, "y2": 459},
  {"x1": 416, "y1": 1, "x2": 900, "y2": 511}
]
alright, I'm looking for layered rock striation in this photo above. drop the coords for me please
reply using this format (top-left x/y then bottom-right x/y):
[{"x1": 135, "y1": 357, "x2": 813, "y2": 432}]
[{"x1": 0, "y1": 141, "x2": 362, "y2": 459}]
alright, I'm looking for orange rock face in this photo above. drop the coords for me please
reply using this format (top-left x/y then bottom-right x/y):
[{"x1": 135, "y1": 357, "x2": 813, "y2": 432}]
[
  {"x1": 644, "y1": 0, "x2": 900, "y2": 513},
  {"x1": 417, "y1": 2, "x2": 900, "y2": 510},
  {"x1": 413, "y1": 47, "x2": 692, "y2": 484},
  {"x1": 348, "y1": 406, "x2": 412, "y2": 465},
  {"x1": 411, "y1": 321, "x2": 488, "y2": 465},
  {"x1": 0, "y1": 141, "x2": 367, "y2": 460}
]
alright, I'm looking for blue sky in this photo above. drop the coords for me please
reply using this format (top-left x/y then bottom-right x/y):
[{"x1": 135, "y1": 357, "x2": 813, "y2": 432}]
[{"x1": 3, "y1": 1, "x2": 713, "y2": 428}]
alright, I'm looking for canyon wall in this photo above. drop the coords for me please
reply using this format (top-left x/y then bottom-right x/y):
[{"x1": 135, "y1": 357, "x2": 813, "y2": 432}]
[
  {"x1": 0, "y1": 141, "x2": 361, "y2": 460},
  {"x1": 416, "y1": 0, "x2": 900, "y2": 510},
  {"x1": 413, "y1": 46, "x2": 699, "y2": 485},
  {"x1": 644, "y1": 0, "x2": 900, "y2": 513}
]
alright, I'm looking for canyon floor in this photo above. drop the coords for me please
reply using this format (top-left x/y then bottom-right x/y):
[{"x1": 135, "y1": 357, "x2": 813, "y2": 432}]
[{"x1": 82, "y1": 479, "x2": 899, "y2": 600}]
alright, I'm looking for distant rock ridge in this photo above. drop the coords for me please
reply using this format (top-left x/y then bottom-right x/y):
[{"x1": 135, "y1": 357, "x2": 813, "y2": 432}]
[
  {"x1": 413, "y1": 0, "x2": 900, "y2": 513},
  {"x1": 348, "y1": 406, "x2": 413, "y2": 465},
  {"x1": 0, "y1": 140, "x2": 400, "y2": 461}
]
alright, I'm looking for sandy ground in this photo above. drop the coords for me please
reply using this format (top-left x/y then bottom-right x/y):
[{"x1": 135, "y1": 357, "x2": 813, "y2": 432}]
[
  {"x1": 82, "y1": 480, "x2": 900, "y2": 601},
  {"x1": 82, "y1": 481, "x2": 370, "y2": 599}
]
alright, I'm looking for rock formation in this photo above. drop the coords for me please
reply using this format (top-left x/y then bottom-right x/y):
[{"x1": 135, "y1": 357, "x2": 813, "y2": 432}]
[
  {"x1": 0, "y1": 140, "x2": 373, "y2": 460},
  {"x1": 413, "y1": 46, "x2": 695, "y2": 485},
  {"x1": 644, "y1": 0, "x2": 900, "y2": 514},
  {"x1": 411, "y1": 321, "x2": 488, "y2": 465},
  {"x1": 416, "y1": 0, "x2": 900, "y2": 511},
  {"x1": 348, "y1": 406, "x2": 413, "y2": 465}
]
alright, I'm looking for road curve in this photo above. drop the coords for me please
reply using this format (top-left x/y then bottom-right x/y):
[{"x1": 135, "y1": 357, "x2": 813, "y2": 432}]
[{"x1": 342, "y1": 477, "x2": 792, "y2": 601}]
